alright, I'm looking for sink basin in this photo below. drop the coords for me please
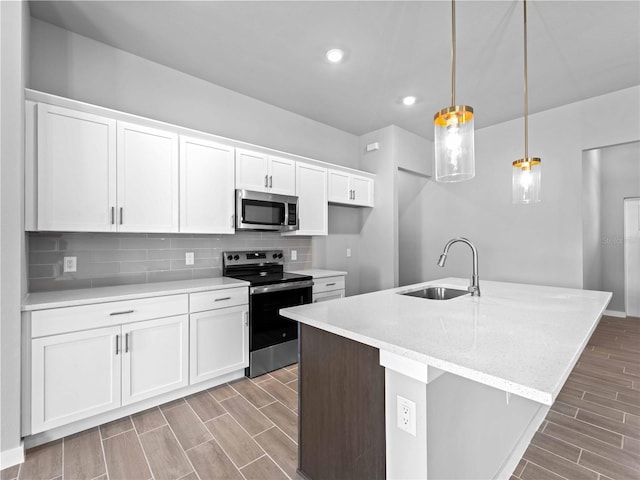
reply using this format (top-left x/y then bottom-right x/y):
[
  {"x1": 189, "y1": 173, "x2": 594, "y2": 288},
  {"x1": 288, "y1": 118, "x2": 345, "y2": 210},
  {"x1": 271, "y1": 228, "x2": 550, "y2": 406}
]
[{"x1": 400, "y1": 286, "x2": 469, "y2": 300}]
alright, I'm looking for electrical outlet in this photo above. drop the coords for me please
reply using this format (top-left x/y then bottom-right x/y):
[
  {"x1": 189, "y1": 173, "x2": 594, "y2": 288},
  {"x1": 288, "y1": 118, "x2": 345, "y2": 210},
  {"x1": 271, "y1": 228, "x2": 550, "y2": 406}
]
[
  {"x1": 397, "y1": 395, "x2": 416, "y2": 436},
  {"x1": 185, "y1": 252, "x2": 195, "y2": 265},
  {"x1": 291, "y1": 250, "x2": 297, "y2": 261},
  {"x1": 63, "y1": 256, "x2": 77, "y2": 273},
  {"x1": 346, "y1": 248, "x2": 352, "y2": 257}
]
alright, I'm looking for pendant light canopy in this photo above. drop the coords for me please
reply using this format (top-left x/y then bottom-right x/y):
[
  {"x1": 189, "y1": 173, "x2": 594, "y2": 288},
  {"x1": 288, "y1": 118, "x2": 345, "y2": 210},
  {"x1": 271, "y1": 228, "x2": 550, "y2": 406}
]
[
  {"x1": 512, "y1": 0, "x2": 541, "y2": 204},
  {"x1": 434, "y1": 0, "x2": 475, "y2": 183}
]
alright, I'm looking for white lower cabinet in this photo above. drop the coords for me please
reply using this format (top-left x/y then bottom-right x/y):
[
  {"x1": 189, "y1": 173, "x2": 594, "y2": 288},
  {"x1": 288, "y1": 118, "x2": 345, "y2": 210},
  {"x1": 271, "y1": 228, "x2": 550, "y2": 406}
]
[
  {"x1": 312, "y1": 275, "x2": 347, "y2": 303},
  {"x1": 190, "y1": 305, "x2": 249, "y2": 384},
  {"x1": 27, "y1": 287, "x2": 249, "y2": 437},
  {"x1": 122, "y1": 315, "x2": 189, "y2": 405},
  {"x1": 313, "y1": 290, "x2": 345, "y2": 303},
  {"x1": 31, "y1": 326, "x2": 122, "y2": 434}
]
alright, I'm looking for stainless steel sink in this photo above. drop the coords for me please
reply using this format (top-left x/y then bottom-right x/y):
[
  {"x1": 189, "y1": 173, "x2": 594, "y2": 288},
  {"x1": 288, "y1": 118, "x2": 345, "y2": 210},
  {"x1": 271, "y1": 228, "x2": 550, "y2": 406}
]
[{"x1": 400, "y1": 286, "x2": 469, "y2": 300}]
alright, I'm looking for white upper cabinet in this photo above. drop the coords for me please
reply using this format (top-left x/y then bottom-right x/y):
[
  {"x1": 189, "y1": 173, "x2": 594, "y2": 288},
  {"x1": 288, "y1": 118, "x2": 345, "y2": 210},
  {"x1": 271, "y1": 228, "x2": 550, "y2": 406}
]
[
  {"x1": 235, "y1": 148, "x2": 296, "y2": 195},
  {"x1": 179, "y1": 135, "x2": 235, "y2": 234},
  {"x1": 284, "y1": 163, "x2": 328, "y2": 236},
  {"x1": 328, "y1": 169, "x2": 374, "y2": 207},
  {"x1": 36, "y1": 104, "x2": 117, "y2": 232},
  {"x1": 117, "y1": 122, "x2": 179, "y2": 233}
]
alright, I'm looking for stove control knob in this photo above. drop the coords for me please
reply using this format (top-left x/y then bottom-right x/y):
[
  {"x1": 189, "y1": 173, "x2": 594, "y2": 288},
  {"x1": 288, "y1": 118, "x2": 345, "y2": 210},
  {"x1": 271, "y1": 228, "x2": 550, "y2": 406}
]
[
  {"x1": 272, "y1": 253, "x2": 278, "y2": 259},
  {"x1": 233, "y1": 254, "x2": 239, "y2": 261},
  {"x1": 226, "y1": 255, "x2": 233, "y2": 261},
  {"x1": 278, "y1": 253, "x2": 283, "y2": 259}
]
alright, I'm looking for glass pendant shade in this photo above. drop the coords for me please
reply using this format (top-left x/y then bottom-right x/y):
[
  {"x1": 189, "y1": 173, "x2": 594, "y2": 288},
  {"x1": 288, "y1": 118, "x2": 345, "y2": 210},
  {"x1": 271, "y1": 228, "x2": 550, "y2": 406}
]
[
  {"x1": 434, "y1": 105, "x2": 475, "y2": 182},
  {"x1": 512, "y1": 158, "x2": 541, "y2": 204}
]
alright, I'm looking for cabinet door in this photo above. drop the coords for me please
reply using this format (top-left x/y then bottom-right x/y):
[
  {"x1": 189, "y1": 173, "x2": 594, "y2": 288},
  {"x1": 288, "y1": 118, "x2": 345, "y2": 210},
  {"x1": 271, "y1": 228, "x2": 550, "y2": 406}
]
[
  {"x1": 236, "y1": 148, "x2": 269, "y2": 192},
  {"x1": 37, "y1": 104, "x2": 117, "y2": 231},
  {"x1": 268, "y1": 156, "x2": 296, "y2": 195},
  {"x1": 190, "y1": 305, "x2": 249, "y2": 384},
  {"x1": 328, "y1": 169, "x2": 351, "y2": 204},
  {"x1": 351, "y1": 175, "x2": 374, "y2": 207},
  {"x1": 288, "y1": 163, "x2": 327, "y2": 236},
  {"x1": 31, "y1": 326, "x2": 121, "y2": 434},
  {"x1": 180, "y1": 135, "x2": 235, "y2": 233},
  {"x1": 121, "y1": 315, "x2": 189, "y2": 406},
  {"x1": 117, "y1": 122, "x2": 179, "y2": 232}
]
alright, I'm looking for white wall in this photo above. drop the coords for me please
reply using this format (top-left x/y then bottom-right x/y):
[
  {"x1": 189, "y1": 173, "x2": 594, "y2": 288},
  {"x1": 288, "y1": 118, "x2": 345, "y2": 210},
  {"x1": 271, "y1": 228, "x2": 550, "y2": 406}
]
[
  {"x1": 0, "y1": 0, "x2": 29, "y2": 468},
  {"x1": 600, "y1": 142, "x2": 640, "y2": 312},
  {"x1": 29, "y1": 18, "x2": 359, "y2": 168},
  {"x1": 415, "y1": 86, "x2": 640, "y2": 289},
  {"x1": 358, "y1": 126, "x2": 398, "y2": 294},
  {"x1": 582, "y1": 149, "x2": 603, "y2": 292}
]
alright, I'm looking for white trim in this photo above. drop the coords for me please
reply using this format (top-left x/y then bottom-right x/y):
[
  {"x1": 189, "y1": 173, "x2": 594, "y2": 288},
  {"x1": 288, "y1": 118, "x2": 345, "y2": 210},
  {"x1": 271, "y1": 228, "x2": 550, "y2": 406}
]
[
  {"x1": 0, "y1": 443, "x2": 25, "y2": 469},
  {"x1": 604, "y1": 310, "x2": 626, "y2": 318}
]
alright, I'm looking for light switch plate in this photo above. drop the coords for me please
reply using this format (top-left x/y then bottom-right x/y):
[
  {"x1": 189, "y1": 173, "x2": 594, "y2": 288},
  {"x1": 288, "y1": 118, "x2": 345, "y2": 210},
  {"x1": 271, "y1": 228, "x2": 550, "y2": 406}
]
[
  {"x1": 185, "y1": 252, "x2": 195, "y2": 265},
  {"x1": 291, "y1": 250, "x2": 297, "y2": 261}
]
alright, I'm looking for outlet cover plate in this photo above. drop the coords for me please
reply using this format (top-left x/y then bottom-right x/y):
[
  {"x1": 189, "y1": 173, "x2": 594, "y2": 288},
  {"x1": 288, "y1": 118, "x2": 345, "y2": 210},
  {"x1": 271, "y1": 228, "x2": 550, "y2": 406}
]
[
  {"x1": 397, "y1": 395, "x2": 417, "y2": 436},
  {"x1": 63, "y1": 256, "x2": 77, "y2": 273},
  {"x1": 185, "y1": 252, "x2": 195, "y2": 265}
]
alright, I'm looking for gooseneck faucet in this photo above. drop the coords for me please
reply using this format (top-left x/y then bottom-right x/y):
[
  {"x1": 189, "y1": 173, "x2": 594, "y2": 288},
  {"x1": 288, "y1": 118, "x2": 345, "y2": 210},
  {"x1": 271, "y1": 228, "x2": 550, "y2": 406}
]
[{"x1": 437, "y1": 237, "x2": 481, "y2": 296}]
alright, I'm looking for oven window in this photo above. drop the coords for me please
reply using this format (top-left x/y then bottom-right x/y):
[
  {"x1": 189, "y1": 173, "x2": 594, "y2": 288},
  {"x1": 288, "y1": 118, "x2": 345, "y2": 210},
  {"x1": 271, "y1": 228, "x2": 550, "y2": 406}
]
[
  {"x1": 242, "y1": 200, "x2": 285, "y2": 225},
  {"x1": 250, "y1": 287, "x2": 311, "y2": 351}
]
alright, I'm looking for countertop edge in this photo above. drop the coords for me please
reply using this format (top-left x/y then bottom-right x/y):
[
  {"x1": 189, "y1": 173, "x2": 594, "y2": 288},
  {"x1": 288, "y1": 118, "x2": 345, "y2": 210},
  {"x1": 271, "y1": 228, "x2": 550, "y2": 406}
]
[
  {"x1": 22, "y1": 277, "x2": 250, "y2": 311},
  {"x1": 287, "y1": 269, "x2": 348, "y2": 279}
]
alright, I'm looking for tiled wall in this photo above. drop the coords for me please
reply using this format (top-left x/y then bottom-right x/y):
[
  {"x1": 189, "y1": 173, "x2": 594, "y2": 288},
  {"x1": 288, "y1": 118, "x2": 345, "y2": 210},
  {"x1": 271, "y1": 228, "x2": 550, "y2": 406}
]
[{"x1": 28, "y1": 232, "x2": 313, "y2": 292}]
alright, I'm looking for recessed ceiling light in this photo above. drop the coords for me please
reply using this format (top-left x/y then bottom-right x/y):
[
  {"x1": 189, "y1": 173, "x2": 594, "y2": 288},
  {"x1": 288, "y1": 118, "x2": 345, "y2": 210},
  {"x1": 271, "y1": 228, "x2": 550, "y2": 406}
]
[
  {"x1": 402, "y1": 96, "x2": 417, "y2": 106},
  {"x1": 326, "y1": 48, "x2": 345, "y2": 64}
]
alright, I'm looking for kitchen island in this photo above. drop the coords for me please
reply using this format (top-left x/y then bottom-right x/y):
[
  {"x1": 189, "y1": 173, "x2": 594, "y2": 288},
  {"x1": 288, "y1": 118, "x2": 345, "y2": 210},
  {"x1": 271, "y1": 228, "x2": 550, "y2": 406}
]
[{"x1": 280, "y1": 277, "x2": 612, "y2": 480}]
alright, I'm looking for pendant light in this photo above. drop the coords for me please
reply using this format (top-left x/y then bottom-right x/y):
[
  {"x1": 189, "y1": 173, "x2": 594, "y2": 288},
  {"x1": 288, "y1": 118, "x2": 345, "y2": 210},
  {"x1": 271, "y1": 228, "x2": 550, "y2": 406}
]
[
  {"x1": 512, "y1": 0, "x2": 541, "y2": 204},
  {"x1": 434, "y1": 0, "x2": 475, "y2": 183}
]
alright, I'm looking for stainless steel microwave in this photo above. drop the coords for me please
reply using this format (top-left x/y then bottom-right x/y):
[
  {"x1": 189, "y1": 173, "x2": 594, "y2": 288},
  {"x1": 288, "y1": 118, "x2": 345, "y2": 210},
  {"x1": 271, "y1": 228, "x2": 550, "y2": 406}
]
[{"x1": 235, "y1": 190, "x2": 299, "y2": 232}]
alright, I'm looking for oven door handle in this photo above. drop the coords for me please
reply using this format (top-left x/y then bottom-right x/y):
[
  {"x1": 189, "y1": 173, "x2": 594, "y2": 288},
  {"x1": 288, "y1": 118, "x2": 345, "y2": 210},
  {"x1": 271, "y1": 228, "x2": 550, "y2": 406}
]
[{"x1": 250, "y1": 280, "x2": 313, "y2": 295}]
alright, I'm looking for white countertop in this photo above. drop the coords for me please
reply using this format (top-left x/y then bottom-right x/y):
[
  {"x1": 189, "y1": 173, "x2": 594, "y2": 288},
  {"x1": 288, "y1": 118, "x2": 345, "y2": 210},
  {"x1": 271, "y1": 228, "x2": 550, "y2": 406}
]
[
  {"x1": 287, "y1": 269, "x2": 347, "y2": 279},
  {"x1": 22, "y1": 277, "x2": 249, "y2": 311},
  {"x1": 280, "y1": 277, "x2": 612, "y2": 405}
]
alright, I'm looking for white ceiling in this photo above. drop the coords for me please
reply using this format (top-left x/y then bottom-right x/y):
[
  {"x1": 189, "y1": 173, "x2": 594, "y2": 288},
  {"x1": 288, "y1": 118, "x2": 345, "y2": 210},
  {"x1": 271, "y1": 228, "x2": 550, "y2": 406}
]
[{"x1": 28, "y1": 1, "x2": 640, "y2": 140}]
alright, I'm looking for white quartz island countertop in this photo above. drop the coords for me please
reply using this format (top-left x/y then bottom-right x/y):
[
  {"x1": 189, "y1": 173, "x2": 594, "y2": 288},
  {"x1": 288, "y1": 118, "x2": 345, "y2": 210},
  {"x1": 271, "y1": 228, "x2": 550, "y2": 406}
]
[{"x1": 280, "y1": 277, "x2": 612, "y2": 405}]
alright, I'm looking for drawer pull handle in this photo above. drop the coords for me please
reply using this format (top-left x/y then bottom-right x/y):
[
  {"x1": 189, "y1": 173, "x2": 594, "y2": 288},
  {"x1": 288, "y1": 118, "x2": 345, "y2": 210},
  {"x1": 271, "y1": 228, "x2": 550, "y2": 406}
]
[
  {"x1": 214, "y1": 297, "x2": 231, "y2": 302},
  {"x1": 110, "y1": 310, "x2": 134, "y2": 316},
  {"x1": 325, "y1": 282, "x2": 336, "y2": 287}
]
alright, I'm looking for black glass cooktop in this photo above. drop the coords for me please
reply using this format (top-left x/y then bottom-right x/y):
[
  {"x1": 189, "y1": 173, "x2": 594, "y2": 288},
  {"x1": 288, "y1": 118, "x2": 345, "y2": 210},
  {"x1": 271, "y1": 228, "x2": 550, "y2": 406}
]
[{"x1": 226, "y1": 271, "x2": 312, "y2": 287}]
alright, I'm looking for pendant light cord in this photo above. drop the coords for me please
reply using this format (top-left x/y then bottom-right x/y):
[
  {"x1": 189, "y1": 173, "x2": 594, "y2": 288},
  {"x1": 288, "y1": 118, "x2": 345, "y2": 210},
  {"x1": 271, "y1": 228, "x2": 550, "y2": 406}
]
[
  {"x1": 451, "y1": 0, "x2": 456, "y2": 106},
  {"x1": 524, "y1": 0, "x2": 529, "y2": 158}
]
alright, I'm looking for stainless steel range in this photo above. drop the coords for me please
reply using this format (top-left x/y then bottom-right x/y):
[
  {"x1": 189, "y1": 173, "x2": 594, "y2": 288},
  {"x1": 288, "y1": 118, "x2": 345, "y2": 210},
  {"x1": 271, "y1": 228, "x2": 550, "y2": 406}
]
[{"x1": 223, "y1": 249, "x2": 313, "y2": 378}]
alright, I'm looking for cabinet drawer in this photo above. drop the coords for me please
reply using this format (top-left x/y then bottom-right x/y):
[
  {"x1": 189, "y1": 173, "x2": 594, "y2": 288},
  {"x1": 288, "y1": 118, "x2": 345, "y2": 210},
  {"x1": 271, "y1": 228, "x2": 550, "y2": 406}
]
[
  {"x1": 189, "y1": 287, "x2": 248, "y2": 313},
  {"x1": 31, "y1": 294, "x2": 189, "y2": 338},
  {"x1": 312, "y1": 276, "x2": 345, "y2": 294}
]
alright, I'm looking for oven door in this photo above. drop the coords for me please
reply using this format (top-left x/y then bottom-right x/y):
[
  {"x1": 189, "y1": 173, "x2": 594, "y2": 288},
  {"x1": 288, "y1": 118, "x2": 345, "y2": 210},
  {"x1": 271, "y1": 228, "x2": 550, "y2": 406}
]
[
  {"x1": 247, "y1": 283, "x2": 311, "y2": 377},
  {"x1": 249, "y1": 284, "x2": 311, "y2": 352}
]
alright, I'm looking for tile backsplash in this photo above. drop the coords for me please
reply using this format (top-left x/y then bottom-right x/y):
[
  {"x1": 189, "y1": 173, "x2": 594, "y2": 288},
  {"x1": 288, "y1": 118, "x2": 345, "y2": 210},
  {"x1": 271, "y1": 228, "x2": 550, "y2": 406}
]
[{"x1": 28, "y1": 232, "x2": 312, "y2": 292}]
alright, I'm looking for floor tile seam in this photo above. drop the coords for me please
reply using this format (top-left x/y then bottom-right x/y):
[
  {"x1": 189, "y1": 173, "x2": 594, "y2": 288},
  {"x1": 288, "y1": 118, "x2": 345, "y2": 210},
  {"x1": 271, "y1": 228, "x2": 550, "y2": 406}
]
[
  {"x1": 577, "y1": 393, "x2": 639, "y2": 415},
  {"x1": 545, "y1": 417, "x2": 623, "y2": 448},
  {"x1": 571, "y1": 372, "x2": 635, "y2": 390},
  {"x1": 220, "y1": 393, "x2": 277, "y2": 432},
  {"x1": 182, "y1": 395, "x2": 216, "y2": 443},
  {"x1": 208, "y1": 382, "x2": 240, "y2": 403},
  {"x1": 99, "y1": 424, "x2": 136, "y2": 441},
  {"x1": 525, "y1": 443, "x2": 592, "y2": 476},
  {"x1": 575, "y1": 365, "x2": 640, "y2": 383},
  {"x1": 574, "y1": 410, "x2": 640, "y2": 439},
  {"x1": 125, "y1": 422, "x2": 154, "y2": 480},
  {"x1": 134, "y1": 418, "x2": 169, "y2": 438},
  {"x1": 149, "y1": 412, "x2": 199, "y2": 480},
  {"x1": 252, "y1": 426, "x2": 297, "y2": 479},
  {"x1": 205, "y1": 424, "x2": 263, "y2": 472},
  {"x1": 60, "y1": 435, "x2": 65, "y2": 480},
  {"x1": 220, "y1": 387, "x2": 276, "y2": 415},
  {"x1": 542, "y1": 423, "x2": 631, "y2": 460},
  {"x1": 513, "y1": 458, "x2": 528, "y2": 477},
  {"x1": 204, "y1": 413, "x2": 268, "y2": 469},
  {"x1": 242, "y1": 377, "x2": 279, "y2": 404},
  {"x1": 268, "y1": 423, "x2": 298, "y2": 446},
  {"x1": 186, "y1": 393, "x2": 230, "y2": 423},
  {"x1": 532, "y1": 433, "x2": 582, "y2": 463},
  {"x1": 571, "y1": 403, "x2": 626, "y2": 423},
  {"x1": 157, "y1": 399, "x2": 211, "y2": 471},
  {"x1": 577, "y1": 448, "x2": 640, "y2": 475},
  {"x1": 522, "y1": 458, "x2": 571, "y2": 480},
  {"x1": 98, "y1": 422, "x2": 111, "y2": 480},
  {"x1": 257, "y1": 399, "x2": 279, "y2": 411}
]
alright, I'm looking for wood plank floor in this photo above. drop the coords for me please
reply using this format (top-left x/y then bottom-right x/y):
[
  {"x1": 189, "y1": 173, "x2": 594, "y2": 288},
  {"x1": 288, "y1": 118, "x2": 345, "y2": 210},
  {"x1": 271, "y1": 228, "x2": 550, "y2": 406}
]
[{"x1": 2, "y1": 316, "x2": 638, "y2": 480}]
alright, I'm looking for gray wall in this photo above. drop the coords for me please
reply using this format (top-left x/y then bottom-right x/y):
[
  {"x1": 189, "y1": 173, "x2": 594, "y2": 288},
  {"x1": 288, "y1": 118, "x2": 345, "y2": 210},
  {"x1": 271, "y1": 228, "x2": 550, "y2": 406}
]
[
  {"x1": 28, "y1": 232, "x2": 312, "y2": 292},
  {"x1": 582, "y1": 149, "x2": 603, "y2": 292},
  {"x1": 29, "y1": 19, "x2": 360, "y2": 169},
  {"x1": 1, "y1": 0, "x2": 29, "y2": 465},
  {"x1": 414, "y1": 87, "x2": 640, "y2": 289},
  {"x1": 600, "y1": 142, "x2": 640, "y2": 312}
]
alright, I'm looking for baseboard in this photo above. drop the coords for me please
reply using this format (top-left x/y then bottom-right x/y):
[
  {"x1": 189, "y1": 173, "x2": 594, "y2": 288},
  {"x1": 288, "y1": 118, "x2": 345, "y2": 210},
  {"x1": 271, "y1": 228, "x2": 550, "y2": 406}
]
[
  {"x1": 0, "y1": 443, "x2": 25, "y2": 469},
  {"x1": 604, "y1": 310, "x2": 626, "y2": 318}
]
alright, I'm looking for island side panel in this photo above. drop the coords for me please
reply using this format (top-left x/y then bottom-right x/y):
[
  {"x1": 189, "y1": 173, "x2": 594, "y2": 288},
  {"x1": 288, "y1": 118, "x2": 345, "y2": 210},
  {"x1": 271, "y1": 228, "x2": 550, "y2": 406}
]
[{"x1": 299, "y1": 323, "x2": 386, "y2": 480}]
